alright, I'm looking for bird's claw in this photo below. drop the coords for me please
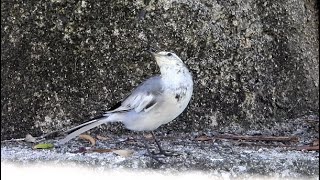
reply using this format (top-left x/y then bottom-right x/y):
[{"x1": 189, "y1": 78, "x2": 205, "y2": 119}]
[{"x1": 151, "y1": 149, "x2": 180, "y2": 157}]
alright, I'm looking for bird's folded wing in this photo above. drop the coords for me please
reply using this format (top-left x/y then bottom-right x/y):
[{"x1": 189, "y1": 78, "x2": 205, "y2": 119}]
[{"x1": 103, "y1": 76, "x2": 163, "y2": 114}]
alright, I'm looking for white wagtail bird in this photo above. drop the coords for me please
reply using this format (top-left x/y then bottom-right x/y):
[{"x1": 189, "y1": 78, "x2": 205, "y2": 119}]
[{"x1": 59, "y1": 51, "x2": 193, "y2": 156}]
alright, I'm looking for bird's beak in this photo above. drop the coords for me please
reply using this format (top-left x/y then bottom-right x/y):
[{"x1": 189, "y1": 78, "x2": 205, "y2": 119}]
[{"x1": 145, "y1": 49, "x2": 157, "y2": 57}]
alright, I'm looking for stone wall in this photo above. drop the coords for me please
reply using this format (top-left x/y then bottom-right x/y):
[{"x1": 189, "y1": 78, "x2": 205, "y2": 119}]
[{"x1": 1, "y1": 0, "x2": 319, "y2": 139}]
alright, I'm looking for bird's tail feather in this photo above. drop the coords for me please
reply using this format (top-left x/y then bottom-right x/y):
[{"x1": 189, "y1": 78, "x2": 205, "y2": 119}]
[
  {"x1": 64, "y1": 118, "x2": 100, "y2": 134},
  {"x1": 59, "y1": 114, "x2": 118, "y2": 144}
]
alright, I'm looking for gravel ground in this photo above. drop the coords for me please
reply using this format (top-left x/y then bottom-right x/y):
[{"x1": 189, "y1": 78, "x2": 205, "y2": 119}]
[{"x1": 1, "y1": 130, "x2": 319, "y2": 180}]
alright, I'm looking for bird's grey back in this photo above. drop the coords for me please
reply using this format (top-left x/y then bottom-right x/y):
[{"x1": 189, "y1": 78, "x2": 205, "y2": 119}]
[
  {"x1": 130, "y1": 76, "x2": 163, "y2": 96},
  {"x1": 121, "y1": 76, "x2": 163, "y2": 105},
  {"x1": 103, "y1": 76, "x2": 163, "y2": 114}
]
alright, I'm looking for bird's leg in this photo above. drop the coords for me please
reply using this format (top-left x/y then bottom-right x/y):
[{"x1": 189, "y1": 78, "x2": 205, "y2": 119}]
[
  {"x1": 151, "y1": 131, "x2": 165, "y2": 154},
  {"x1": 142, "y1": 135, "x2": 164, "y2": 164},
  {"x1": 151, "y1": 131, "x2": 180, "y2": 156}
]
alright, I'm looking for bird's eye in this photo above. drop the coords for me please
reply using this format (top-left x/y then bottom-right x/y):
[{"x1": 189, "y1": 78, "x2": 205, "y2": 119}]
[{"x1": 167, "y1": 53, "x2": 172, "y2": 56}]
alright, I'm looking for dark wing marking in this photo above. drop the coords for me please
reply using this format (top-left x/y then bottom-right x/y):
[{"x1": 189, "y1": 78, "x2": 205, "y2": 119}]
[{"x1": 107, "y1": 101, "x2": 122, "y2": 111}]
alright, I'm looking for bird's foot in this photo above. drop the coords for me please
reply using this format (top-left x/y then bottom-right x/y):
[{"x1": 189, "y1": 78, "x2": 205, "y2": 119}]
[
  {"x1": 144, "y1": 148, "x2": 166, "y2": 164},
  {"x1": 144, "y1": 149, "x2": 181, "y2": 164},
  {"x1": 151, "y1": 149, "x2": 180, "y2": 157}
]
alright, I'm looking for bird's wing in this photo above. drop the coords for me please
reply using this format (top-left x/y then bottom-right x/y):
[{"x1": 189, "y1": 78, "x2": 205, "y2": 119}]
[{"x1": 104, "y1": 76, "x2": 163, "y2": 114}]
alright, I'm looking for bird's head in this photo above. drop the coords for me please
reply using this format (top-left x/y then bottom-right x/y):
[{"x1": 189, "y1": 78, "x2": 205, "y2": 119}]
[{"x1": 148, "y1": 51, "x2": 184, "y2": 67}]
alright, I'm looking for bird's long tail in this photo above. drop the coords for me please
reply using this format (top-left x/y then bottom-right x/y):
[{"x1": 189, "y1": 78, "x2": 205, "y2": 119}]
[{"x1": 59, "y1": 114, "x2": 119, "y2": 144}]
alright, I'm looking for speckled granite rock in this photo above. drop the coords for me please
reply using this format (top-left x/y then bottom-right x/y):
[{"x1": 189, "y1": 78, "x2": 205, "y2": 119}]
[
  {"x1": 1, "y1": 0, "x2": 319, "y2": 139},
  {"x1": 1, "y1": 132, "x2": 319, "y2": 178}
]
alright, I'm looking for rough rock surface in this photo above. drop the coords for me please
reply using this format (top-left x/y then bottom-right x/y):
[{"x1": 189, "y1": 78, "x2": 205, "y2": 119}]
[
  {"x1": 1, "y1": 0, "x2": 319, "y2": 140},
  {"x1": 1, "y1": 130, "x2": 319, "y2": 179}
]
